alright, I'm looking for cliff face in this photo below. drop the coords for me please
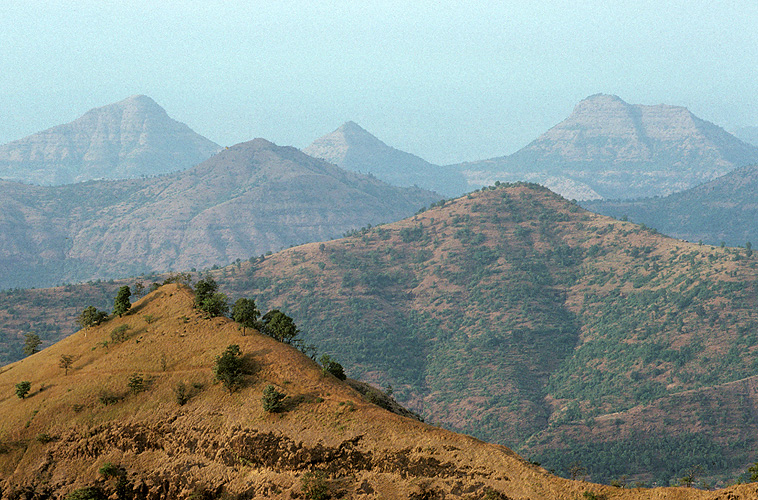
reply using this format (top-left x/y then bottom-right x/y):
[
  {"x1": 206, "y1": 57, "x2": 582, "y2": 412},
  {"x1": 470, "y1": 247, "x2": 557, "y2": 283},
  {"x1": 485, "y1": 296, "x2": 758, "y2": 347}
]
[
  {"x1": 0, "y1": 95, "x2": 221, "y2": 185},
  {"x1": 457, "y1": 94, "x2": 758, "y2": 199}
]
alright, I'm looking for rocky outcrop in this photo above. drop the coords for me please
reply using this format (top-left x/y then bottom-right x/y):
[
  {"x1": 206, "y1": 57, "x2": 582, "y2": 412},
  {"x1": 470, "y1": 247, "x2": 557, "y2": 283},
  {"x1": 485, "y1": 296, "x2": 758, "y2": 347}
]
[
  {"x1": 0, "y1": 95, "x2": 221, "y2": 185},
  {"x1": 304, "y1": 121, "x2": 469, "y2": 196},
  {"x1": 456, "y1": 94, "x2": 758, "y2": 199}
]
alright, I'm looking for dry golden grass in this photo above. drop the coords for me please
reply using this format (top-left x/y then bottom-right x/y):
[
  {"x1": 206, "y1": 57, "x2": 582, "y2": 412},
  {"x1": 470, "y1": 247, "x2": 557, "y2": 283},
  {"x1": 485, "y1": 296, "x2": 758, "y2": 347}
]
[{"x1": 1, "y1": 283, "x2": 757, "y2": 498}]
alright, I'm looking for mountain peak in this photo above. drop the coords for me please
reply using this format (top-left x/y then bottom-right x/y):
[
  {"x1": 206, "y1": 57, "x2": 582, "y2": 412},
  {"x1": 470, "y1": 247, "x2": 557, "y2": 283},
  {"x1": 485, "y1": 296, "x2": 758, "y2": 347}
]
[
  {"x1": 0, "y1": 96, "x2": 220, "y2": 185},
  {"x1": 463, "y1": 95, "x2": 758, "y2": 199},
  {"x1": 304, "y1": 123, "x2": 469, "y2": 196}
]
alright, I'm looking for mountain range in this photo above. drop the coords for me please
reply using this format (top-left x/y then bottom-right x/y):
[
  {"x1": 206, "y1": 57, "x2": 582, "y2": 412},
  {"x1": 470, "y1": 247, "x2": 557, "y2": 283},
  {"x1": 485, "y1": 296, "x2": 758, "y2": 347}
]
[
  {"x1": 453, "y1": 94, "x2": 758, "y2": 200},
  {"x1": 5, "y1": 183, "x2": 758, "y2": 486},
  {"x1": 6, "y1": 283, "x2": 756, "y2": 499},
  {"x1": 304, "y1": 121, "x2": 469, "y2": 196},
  {"x1": 583, "y1": 163, "x2": 758, "y2": 247},
  {"x1": 0, "y1": 139, "x2": 439, "y2": 289},
  {"x1": 0, "y1": 95, "x2": 221, "y2": 185}
]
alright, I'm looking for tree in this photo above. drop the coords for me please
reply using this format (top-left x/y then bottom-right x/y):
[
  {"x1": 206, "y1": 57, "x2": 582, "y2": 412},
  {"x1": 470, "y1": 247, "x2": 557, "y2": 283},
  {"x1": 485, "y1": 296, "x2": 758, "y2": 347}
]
[
  {"x1": 194, "y1": 275, "x2": 218, "y2": 307},
  {"x1": 213, "y1": 344, "x2": 243, "y2": 394},
  {"x1": 261, "y1": 309, "x2": 299, "y2": 343},
  {"x1": 748, "y1": 461, "x2": 758, "y2": 482},
  {"x1": 200, "y1": 292, "x2": 229, "y2": 318},
  {"x1": 194, "y1": 275, "x2": 228, "y2": 317},
  {"x1": 23, "y1": 333, "x2": 41, "y2": 356},
  {"x1": 319, "y1": 354, "x2": 346, "y2": 380},
  {"x1": 15, "y1": 381, "x2": 31, "y2": 399},
  {"x1": 59, "y1": 354, "x2": 74, "y2": 375},
  {"x1": 77, "y1": 306, "x2": 108, "y2": 329},
  {"x1": 261, "y1": 384, "x2": 285, "y2": 412},
  {"x1": 113, "y1": 286, "x2": 131, "y2": 317},
  {"x1": 232, "y1": 298, "x2": 260, "y2": 335}
]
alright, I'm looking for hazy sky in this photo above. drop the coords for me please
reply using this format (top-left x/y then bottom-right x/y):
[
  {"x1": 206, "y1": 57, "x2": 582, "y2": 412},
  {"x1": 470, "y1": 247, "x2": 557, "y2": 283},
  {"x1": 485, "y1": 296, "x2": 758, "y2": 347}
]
[{"x1": 2, "y1": 1, "x2": 757, "y2": 164}]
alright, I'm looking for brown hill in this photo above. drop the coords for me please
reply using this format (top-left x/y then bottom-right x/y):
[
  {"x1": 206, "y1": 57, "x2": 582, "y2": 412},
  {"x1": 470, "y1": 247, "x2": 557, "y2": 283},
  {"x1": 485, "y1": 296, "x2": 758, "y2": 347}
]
[
  {"x1": 3, "y1": 184, "x2": 758, "y2": 486},
  {"x1": 3, "y1": 283, "x2": 756, "y2": 499},
  {"x1": 0, "y1": 95, "x2": 221, "y2": 185},
  {"x1": 455, "y1": 94, "x2": 758, "y2": 199},
  {"x1": 0, "y1": 138, "x2": 440, "y2": 289}
]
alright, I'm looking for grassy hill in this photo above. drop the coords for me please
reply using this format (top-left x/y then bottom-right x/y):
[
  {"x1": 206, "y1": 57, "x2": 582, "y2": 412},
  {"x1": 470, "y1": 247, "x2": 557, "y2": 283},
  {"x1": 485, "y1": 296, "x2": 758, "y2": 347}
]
[
  {"x1": 214, "y1": 183, "x2": 758, "y2": 486},
  {"x1": 6, "y1": 283, "x2": 749, "y2": 499},
  {"x1": 3, "y1": 183, "x2": 758, "y2": 486}
]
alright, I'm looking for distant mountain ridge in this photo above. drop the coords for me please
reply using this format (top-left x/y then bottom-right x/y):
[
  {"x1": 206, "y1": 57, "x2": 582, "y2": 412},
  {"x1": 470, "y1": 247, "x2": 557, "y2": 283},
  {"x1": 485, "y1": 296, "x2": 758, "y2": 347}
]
[
  {"x1": 583, "y1": 163, "x2": 758, "y2": 246},
  {"x1": 304, "y1": 121, "x2": 469, "y2": 196},
  {"x1": 0, "y1": 138, "x2": 440, "y2": 289},
  {"x1": 0, "y1": 95, "x2": 221, "y2": 185},
  {"x1": 455, "y1": 94, "x2": 758, "y2": 200}
]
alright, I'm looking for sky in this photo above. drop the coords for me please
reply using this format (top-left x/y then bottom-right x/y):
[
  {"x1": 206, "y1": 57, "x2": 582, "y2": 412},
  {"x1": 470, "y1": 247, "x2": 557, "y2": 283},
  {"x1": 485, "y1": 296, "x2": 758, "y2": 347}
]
[{"x1": 1, "y1": 0, "x2": 758, "y2": 165}]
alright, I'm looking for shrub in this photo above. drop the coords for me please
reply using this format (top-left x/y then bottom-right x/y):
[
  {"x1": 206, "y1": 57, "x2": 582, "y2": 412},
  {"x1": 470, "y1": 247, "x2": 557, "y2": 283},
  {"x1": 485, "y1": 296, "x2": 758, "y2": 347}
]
[
  {"x1": 64, "y1": 486, "x2": 107, "y2": 500},
  {"x1": 213, "y1": 345, "x2": 243, "y2": 394},
  {"x1": 15, "y1": 381, "x2": 31, "y2": 399},
  {"x1": 36, "y1": 432, "x2": 55, "y2": 444},
  {"x1": 319, "y1": 355, "x2": 346, "y2": 380},
  {"x1": 98, "y1": 462, "x2": 122, "y2": 478},
  {"x1": 262, "y1": 385, "x2": 285, "y2": 413},
  {"x1": 127, "y1": 373, "x2": 145, "y2": 394},
  {"x1": 174, "y1": 382, "x2": 193, "y2": 405},
  {"x1": 301, "y1": 471, "x2": 329, "y2": 500},
  {"x1": 110, "y1": 325, "x2": 129, "y2": 343},
  {"x1": 98, "y1": 390, "x2": 121, "y2": 406}
]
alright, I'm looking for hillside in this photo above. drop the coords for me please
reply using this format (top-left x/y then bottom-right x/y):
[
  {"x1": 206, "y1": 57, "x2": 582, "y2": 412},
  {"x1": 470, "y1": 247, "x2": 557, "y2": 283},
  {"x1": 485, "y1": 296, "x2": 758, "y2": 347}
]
[
  {"x1": 3, "y1": 184, "x2": 758, "y2": 486},
  {"x1": 304, "y1": 121, "x2": 469, "y2": 196},
  {"x1": 583, "y1": 164, "x2": 758, "y2": 246},
  {"x1": 454, "y1": 94, "x2": 758, "y2": 200},
  {"x1": 0, "y1": 95, "x2": 221, "y2": 185},
  {"x1": 5, "y1": 283, "x2": 747, "y2": 499},
  {"x1": 0, "y1": 138, "x2": 440, "y2": 289}
]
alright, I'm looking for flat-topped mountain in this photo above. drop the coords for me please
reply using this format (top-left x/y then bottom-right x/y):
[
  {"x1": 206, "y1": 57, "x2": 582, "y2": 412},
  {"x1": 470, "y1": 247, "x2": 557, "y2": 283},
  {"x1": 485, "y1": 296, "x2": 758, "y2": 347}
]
[
  {"x1": 3, "y1": 283, "x2": 755, "y2": 499},
  {"x1": 304, "y1": 121, "x2": 469, "y2": 196},
  {"x1": 583, "y1": 163, "x2": 758, "y2": 246},
  {"x1": 0, "y1": 95, "x2": 221, "y2": 185},
  {"x1": 456, "y1": 94, "x2": 758, "y2": 199},
  {"x1": 0, "y1": 139, "x2": 440, "y2": 289}
]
